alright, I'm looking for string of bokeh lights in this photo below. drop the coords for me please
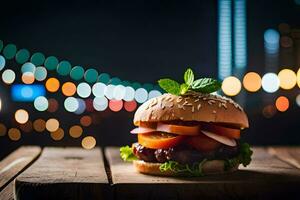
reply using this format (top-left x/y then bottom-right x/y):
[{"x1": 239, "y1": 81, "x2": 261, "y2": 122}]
[{"x1": 0, "y1": 21, "x2": 299, "y2": 147}]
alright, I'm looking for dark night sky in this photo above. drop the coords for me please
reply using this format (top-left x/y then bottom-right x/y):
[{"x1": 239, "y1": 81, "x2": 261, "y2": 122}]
[{"x1": 1, "y1": 0, "x2": 300, "y2": 159}]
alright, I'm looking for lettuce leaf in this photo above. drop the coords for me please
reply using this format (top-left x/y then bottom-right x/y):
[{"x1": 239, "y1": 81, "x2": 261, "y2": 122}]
[
  {"x1": 120, "y1": 146, "x2": 137, "y2": 162},
  {"x1": 159, "y1": 159, "x2": 207, "y2": 177},
  {"x1": 224, "y1": 142, "x2": 253, "y2": 171}
]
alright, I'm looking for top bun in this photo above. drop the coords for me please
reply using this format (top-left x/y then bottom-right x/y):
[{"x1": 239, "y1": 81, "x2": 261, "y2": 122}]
[{"x1": 134, "y1": 92, "x2": 249, "y2": 128}]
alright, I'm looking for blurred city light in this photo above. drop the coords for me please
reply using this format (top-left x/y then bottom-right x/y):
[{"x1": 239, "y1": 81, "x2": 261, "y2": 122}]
[
  {"x1": 261, "y1": 73, "x2": 280, "y2": 93},
  {"x1": 278, "y1": 69, "x2": 296, "y2": 90},
  {"x1": 242, "y1": 72, "x2": 261, "y2": 92},
  {"x1": 275, "y1": 96, "x2": 289, "y2": 112},
  {"x1": 15, "y1": 109, "x2": 29, "y2": 124},
  {"x1": 222, "y1": 76, "x2": 241, "y2": 96}
]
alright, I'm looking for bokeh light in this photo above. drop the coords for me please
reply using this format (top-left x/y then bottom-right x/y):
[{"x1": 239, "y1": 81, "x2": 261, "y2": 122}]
[
  {"x1": 109, "y1": 100, "x2": 123, "y2": 112},
  {"x1": 2, "y1": 69, "x2": 16, "y2": 84},
  {"x1": 33, "y1": 119, "x2": 46, "y2": 132},
  {"x1": 93, "y1": 97, "x2": 108, "y2": 111},
  {"x1": 81, "y1": 136, "x2": 96, "y2": 149},
  {"x1": 275, "y1": 96, "x2": 289, "y2": 112},
  {"x1": 15, "y1": 109, "x2": 29, "y2": 124},
  {"x1": 3, "y1": 44, "x2": 17, "y2": 59},
  {"x1": 80, "y1": 115, "x2": 92, "y2": 127},
  {"x1": 221, "y1": 76, "x2": 242, "y2": 96},
  {"x1": 84, "y1": 68, "x2": 98, "y2": 83},
  {"x1": 50, "y1": 128, "x2": 64, "y2": 141},
  {"x1": 77, "y1": 82, "x2": 91, "y2": 98},
  {"x1": 15, "y1": 49, "x2": 30, "y2": 64},
  {"x1": 296, "y1": 94, "x2": 300, "y2": 107},
  {"x1": 114, "y1": 85, "x2": 126, "y2": 100},
  {"x1": 44, "y1": 56, "x2": 58, "y2": 70},
  {"x1": 148, "y1": 90, "x2": 162, "y2": 99},
  {"x1": 19, "y1": 121, "x2": 33, "y2": 133},
  {"x1": 64, "y1": 97, "x2": 79, "y2": 112},
  {"x1": 34, "y1": 96, "x2": 49, "y2": 111},
  {"x1": 123, "y1": 86, "x2": 135, "y2": 101},
  {"x1": 62, "y1": 82, "x2": 76, "y2": 96},
  {"x1": 262, "y1": 105, "x2": 277, "y2": 118},
  {"x1": 261, "y1": 73, "x2": 280, "y2": 93},
  {"x1": 296, "y1": 68, "x2": 300, "y2": 88},
  {"x1": 0, "y1": 55, "x2": 6, "y2": 71},
  {"x1": 74, "y1": 98, "x2": 86, "y2": 115},
  {"x1": 0, "y1": 123, "x2": 7, "y2": 136},
  {"x1": 69, "y1": 125, "x2": 83, "y2": 138},
  {"x1": 70, "y1": 66, "x2": 84, "y2": 80},
  {"x1": 48, "y1": 98, "x2": 59, "y2": 113},
  {"x1": 57, "y1": 60, "x2": 71, "y2": 76},
  {"x1": 46, "y1": 118, "x2": 59, "y2": 132},
  {"x1": 278, "y1": 69, "x2": 296, "y2": 90},
  {"x1": 243, "y1": 72, "x2": 261, "y2": 92},
  {"x1": 98, "y1": 73, "x2": 110, "y2": 84},
  {"x1": 22, "y1": 72, "x2": 35, "y2": 84},
  {"x1": 46, "y1": 78, "x2": 60, "y2": 92},
  {"x1": 34, "y1": 66, "x2": 47, "y2": 81},
  {"x1": 8, "y1": 128, "x2": 21, "y2": 141},
  {"x1": 92, "y1": 82, "x2": 106, "y2": 97},
  {"x1": 135, "y1": 88, "x2": 148, "y2": 103},
  {"x1": 104, "y1": 84, "x2": 115, "y2": 100},
  {"x1": 21, "y1": 62, "x2": 36, "y2": 73},
  {"x1": 124, "y1": 100, "x2": 137, "y2": 112},
  {"x1": 30, "y1": 52, "x2": 45, "y2": 66}
]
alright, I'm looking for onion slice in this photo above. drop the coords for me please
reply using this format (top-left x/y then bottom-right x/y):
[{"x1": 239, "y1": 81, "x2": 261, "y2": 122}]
[
  {"x1": 156, "y1": 123, "x2": 200, "y2": 136},
  {"x1": 201, "y1": 130, "x2": 237, "y2": 147},
  {"x1": 130, "y1": 127, "x2": 156, "y2": 134}
]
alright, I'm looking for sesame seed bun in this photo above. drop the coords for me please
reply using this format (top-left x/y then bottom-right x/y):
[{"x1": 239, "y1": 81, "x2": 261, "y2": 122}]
[
  {"x1": 134, "y1": 92, "x2": 249, "y2": 128},
  {"x1": 133, "y1": 159, "x2": 239, "y2": 176}
]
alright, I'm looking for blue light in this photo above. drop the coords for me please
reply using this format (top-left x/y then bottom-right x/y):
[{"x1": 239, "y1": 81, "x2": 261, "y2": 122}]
[
  {"x1": 11, "y1": 84, "x2": 46, "y2": 102},
  {"x1": 234, "y1": 0, "x2": 247, "y2": 69},
  {"x1": 218, "y1": 0, "x2": 232, "y2": 80},
  {"x1": 264, "y1": 29, "x2": 280, "y2": 55}
]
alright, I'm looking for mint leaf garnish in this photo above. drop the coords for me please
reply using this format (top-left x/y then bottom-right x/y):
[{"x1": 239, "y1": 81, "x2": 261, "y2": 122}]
[
  {"x1": 158, "y1": 68, "x2": 221, "y2": 95},
  {"x1": 120, "y1": 146, "x2": 137, "y2": 162},
  {"x1": 184, "y1": 68, "x2": 194, "y2": 86},
  {"x1": 158, "y1": 79, "x2": 181, "y2": 95}
]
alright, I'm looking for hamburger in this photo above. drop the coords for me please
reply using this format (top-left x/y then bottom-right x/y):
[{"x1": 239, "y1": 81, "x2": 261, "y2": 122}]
[{"x1": 120, "y1": 68, "x2": 252, "y2": 176}]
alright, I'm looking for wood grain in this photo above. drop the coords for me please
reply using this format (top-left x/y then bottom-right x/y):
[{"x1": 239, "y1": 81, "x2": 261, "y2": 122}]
[
  {"x1": 268, "y1": 146, "x2": 300, "y2": 169},
  {"x1": 15, "y1": 147, "x2": 110, "y2": 200},
  {"x1": 105, "y1": 146, "x2": 300, "y2": 200},
  {"x1": 0, "y1": 146, "x2": 41, "y2": 200}
]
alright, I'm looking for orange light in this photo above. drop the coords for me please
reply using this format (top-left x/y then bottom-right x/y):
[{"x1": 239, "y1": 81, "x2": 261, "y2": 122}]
[
  {"x1": 109, "y1": 100, "x2": 123, "y2": 112},
  {"x1": 22, "y1": 72, "x2": 35, "y2": 84},
  {"x1": 275, "y1": 96, "x2": 289, "y2": 112},
  {"x1": 45, "y1": 78, "x2": 60, "y2": 92},
  {"x1": 0, "y1": 123, "x2": 7, "y2": 136},
  {"x1": 81, "y1": 136, "x2": 96, "y2": 149},
  {"x1": 80, "y1": 115, "x2": 92, "y2": 127},
  {"x1": 50, "y1": 128, "x2": 64, "y2": 141},
  {"x1": 33, "y1": 119, "x2": 46, "y2": 132},
  {"x1": 46, "y1": 118, "x2": 59, "y2": 132},
  {"x1": 8, "y1": 128, "x2": 21, "y2": 141},
  {"x1": 242, "y1": 72, "x2": 261, "y2": 92},
  {"x1": 15, "y1": 109, "x2": 29, "y2": 124},
  {"x1": 62, "y1": 82, "x2": 76, "y2": 96},
  {"x1": 69, "y1": 125, "x2": 83, "y2": 138}
]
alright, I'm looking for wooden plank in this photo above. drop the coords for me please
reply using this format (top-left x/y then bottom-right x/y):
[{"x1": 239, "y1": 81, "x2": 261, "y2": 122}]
[
  {"x1": 268, "y1": 146, "x2": 300, "y2": 169},
  {"x1": 0, "y1": 182, "x2": 14, "y2": 200},
  {"x1": 0, "y1": 146, "x2": 41, "y2": 200},
  {"x1": 15, "y1": 147, "x2": 110, "y2": 200},
  {"x1": 106, "y1": 147, "x2": 300, "y2": 200}
]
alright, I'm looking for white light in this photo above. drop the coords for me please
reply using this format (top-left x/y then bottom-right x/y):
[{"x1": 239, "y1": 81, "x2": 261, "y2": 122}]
[
  {"x1": 64, "y1": 97, "x2": 79, "y2": 112},
  {"x1": 0, "y1": 55, "x2": 5, "y2": 71},
  {"x1": 34, "y1": 96, "x2": 49, "y2": 111},
  {"x1": 104, "y1": 84, "x2": 115, "y2": 100},
  {"x1": 21, "y1": 62, "x2": 36, "y2": 73},
  {"x1": 2, "y1": 69, "x2": 15, "y2": 84},
  {"x1": 135, "y1": 88, "x2": 148, "y2": 103},
  {"x1": 34, "y1": 66, "x2": 47, "y2": 81},
  {"x1": 113, "y1": 85, "x2": 126, "y2": 100},
  {"x1": 148, "y1": 90, "x2": 162, "y2": 99},
  {"x1": 93, "y1": 97, "x2": 108, "y2": 111},
  {"x1": 123, "y1": 86, "x2": 135, "y2": 101},
  {"x1": 92, "y1": 82, "x2": 106, "y2": 97},
  {"x1": 77, "y1": 82, "x2": 91, "y2": 98},
  {"x1": 296, "y1": 94, "x2": 300, "y2": 107},
  {"x1": 261, "y1": 73, "x2": 280, "y2": 93},
  {"x1": 0, "y1": 98, "x2": 2, "y2": 111}
]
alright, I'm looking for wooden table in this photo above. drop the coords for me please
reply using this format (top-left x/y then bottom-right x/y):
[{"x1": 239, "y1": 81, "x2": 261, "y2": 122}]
[{"x1": 0, "y1": 146, "x2": 299, "y2": 200}]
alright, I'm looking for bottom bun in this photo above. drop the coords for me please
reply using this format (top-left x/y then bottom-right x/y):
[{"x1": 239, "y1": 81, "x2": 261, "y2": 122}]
[{"x1": 133, "y1": 160, "x2": 239, "y2": 176}]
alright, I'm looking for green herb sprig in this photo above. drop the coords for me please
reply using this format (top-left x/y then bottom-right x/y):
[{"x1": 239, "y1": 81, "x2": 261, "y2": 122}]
[{"x1": 158, "y1": 68, "x2": 221, "y2": 95}]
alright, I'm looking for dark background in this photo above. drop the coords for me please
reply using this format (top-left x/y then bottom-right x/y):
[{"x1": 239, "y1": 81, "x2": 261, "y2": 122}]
[{"x1": 1, "y1": 0, "x2": 300, "y2": 159}]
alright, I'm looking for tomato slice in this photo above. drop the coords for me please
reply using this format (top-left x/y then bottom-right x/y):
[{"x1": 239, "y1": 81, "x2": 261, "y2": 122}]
[
  {"x1": 202, "y1": 123, "x2": 240, "y2": 139},
  {"x1": 138, "y1": 132, "x2": 185, "y2": 149},
  {"x1": 130, "y1": 127, "x2": 156, "y2": 134},
  {"x1": 156, "y1": 123, "x2": 200, "y2": 136},
  {"x1": 186, "y1": 133, "x2": 221, "y2": 152}
]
